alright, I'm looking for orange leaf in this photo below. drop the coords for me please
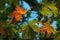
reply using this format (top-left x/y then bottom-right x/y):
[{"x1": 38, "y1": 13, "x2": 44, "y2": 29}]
[
  {"x1": 40, "y1": 26, "x2": 47, "y2": 34},
  {"x1": 40, "y1": 19, "x2": 55, "y2": 37},
  {"x1": 9, "y1": 5, "x2": 27, "y2": 22},
  {"x1": 15, "y1": 13, "x2": 22, "y2": 21},
  {"x1": 9, "y1": 11, "x2": 16, "y2": 22},
  {"x1": 16, "y1": 5, "x2": 27, "y2": 14},
  {"x1": 16, "y1": 5, "x2": 22, "y2": 13},
  {"x1": 20, "y1": 10, "x2": 27, "y2": 14}
]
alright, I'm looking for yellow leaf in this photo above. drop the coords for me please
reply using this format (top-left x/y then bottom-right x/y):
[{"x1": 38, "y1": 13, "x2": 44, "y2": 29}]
[
  {"x1": 48, "y1": 4, "x2": 58, "y2": 10},
  {"x1": 41, "y1": 6, "x2": 52, "y2": 16}
]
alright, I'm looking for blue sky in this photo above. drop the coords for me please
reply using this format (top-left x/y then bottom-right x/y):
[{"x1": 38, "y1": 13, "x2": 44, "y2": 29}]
[{"x1": 37, "y1": 0, "x2": 42, "y2": 3}]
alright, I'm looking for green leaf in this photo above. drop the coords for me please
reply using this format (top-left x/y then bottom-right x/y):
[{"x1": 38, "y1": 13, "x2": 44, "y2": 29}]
[
  {"x1": 41, "y1": 3, "x2": 58, "y2": 16},
  {"x1": 22, "y1": 26, "x2": 36, "y2": 39},
  {"x1": 47, "y1": 4, "x2": 58, "y2": 16},
  {"x1": 41, "y1": 6, "x2": 52, "y2": 16},
  {"x1": 19, "y1": 24, "x2": 27, "y2": 32},
  {"x1": 12, "y1": 28, "x2": 18, "y2": 33},
  {"x1": 28, "y1": 20, "x2": 40, "y2": 32}
]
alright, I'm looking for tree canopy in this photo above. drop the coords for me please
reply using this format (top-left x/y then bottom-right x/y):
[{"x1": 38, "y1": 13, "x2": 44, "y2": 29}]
[{"x1": 0, "y1": 0, "x2": 60, "y2": 40}]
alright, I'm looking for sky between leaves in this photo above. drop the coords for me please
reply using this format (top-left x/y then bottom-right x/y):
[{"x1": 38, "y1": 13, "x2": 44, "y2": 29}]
[{"x1": 4, "y1": 0, "x2": 57, "y2": 38}]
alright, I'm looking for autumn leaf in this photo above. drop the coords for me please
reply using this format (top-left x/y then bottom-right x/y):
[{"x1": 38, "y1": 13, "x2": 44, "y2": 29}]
[
  {"x1": 9, "y1": 11, "x2": 16, "y2": 22},
  {"x1": 9, "y1": 5, "x2": 27, "y2": 22},
  {"x1": 40, "y1": 19, "x2": 55, "y2": 37},
  {"x1": 14, "y1": 12, "x2": 22, "y2": 21},
  {"x1": 16, "y1": 5, "x2": 27, "y2": 14},
  {"x1": 40, "y1": 26, "x2": 47, "y2": 34}
]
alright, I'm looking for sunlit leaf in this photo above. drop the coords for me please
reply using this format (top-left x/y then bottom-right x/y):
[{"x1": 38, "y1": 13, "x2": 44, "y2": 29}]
[
  {"x1": 41, "y1": 6, "x2": 52, "y2": 16},
  {"x1": 41, "y1": 3, "x2": 58, "y2": 16},
  {"x1": 16, "y1": 5, "x2": 27, "y2": 14},
  {"x1": 47, "y1": 4, "x2": 58, "y2": 16}
]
